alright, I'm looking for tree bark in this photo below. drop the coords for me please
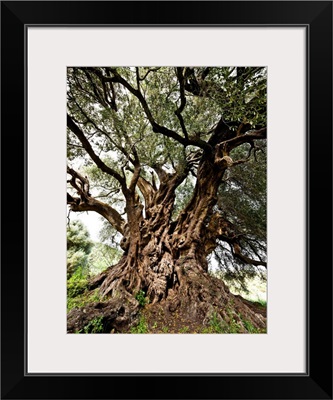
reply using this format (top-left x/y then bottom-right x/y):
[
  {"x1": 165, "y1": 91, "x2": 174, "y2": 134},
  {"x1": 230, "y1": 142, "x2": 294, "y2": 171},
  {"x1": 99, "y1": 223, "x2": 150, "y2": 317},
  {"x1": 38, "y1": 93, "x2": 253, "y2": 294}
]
[{"x1": 68, "y1": 147, "x2": 266, "y2": 334}]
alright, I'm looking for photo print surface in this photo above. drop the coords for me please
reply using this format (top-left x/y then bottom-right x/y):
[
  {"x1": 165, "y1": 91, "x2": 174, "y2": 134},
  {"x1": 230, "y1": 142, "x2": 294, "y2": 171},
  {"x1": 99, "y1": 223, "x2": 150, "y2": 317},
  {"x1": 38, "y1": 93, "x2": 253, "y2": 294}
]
[{"x1": 66, "y1": 67, "x2": 267, "y2": 334}]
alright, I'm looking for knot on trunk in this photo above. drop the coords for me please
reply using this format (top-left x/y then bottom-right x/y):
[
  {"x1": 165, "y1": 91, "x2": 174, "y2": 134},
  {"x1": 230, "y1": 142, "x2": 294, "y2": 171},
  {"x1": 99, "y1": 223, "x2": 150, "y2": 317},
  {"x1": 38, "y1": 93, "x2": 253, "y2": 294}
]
[
  {"x1": 215, "y1": 155, "x2": 233, "y2": 168},
  {"x1": 120, "y1": 223, "x2": 130, "y2": 251}
]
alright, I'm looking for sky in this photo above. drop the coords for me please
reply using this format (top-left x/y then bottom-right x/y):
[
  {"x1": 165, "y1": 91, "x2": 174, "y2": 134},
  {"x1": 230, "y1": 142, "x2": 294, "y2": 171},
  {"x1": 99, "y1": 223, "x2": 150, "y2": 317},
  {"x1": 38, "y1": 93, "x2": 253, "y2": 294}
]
[{"x1": 69, "y1": 210, "x2": 102, "y2": 242}]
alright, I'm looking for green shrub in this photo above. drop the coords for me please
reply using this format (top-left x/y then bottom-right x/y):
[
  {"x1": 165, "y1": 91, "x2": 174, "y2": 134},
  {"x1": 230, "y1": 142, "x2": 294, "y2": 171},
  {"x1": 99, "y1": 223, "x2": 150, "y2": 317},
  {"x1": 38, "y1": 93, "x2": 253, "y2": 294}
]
[
  {"x1": 67, "y1": 220, "x2": 92, "y2": 278},
  {"x1": 81, "y1": 316, "x2": 104, "y2": 333},
  {"x1": 67, "y1": 289, "x2": 102, "y2": 312},
  {"x1": 67, "y1": 266, "x2": 88, "y2": 298},
  {"x1": 130, "y1": 316, "x2": 148, "y2": 333},
  {"x1": 135, "y1": 290, "x2": 149, "y2": 307}
]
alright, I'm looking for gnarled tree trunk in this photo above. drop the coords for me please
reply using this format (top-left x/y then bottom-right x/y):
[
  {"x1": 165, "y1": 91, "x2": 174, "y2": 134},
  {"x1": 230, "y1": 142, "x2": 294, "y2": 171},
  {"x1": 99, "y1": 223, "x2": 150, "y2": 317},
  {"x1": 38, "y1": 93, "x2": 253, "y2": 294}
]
[{"x1": 67, "y1": 135, "x2": 266, "y2": 334}]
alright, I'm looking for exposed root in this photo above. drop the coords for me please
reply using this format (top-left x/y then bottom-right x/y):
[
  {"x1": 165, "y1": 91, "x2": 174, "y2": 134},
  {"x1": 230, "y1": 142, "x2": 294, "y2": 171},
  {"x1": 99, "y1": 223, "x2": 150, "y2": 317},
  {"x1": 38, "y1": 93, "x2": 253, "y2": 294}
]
[
  {"x1": 67, "y1": 295, "x2": 139, "y2": 333},
  {"x1": 99, "y1": 257, "x2": 141, "y2": 298},
  {"x1": 68, "y1": 256, "x2": 266, "y2": 334}
]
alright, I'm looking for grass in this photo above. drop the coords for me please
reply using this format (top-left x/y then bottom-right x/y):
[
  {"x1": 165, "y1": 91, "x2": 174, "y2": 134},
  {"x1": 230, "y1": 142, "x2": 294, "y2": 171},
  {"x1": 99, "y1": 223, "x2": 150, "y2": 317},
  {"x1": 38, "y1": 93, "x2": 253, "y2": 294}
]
[
  {"x1": 130, "y1": 316, "x2": 149, "y2": 334},
  {"x1": 79, "y1": 316, "x2": 104, "y2": 334},
  {"x1": 67, "y1": 288, "x2": 103, "y2": 312},
  {"x1": 201, "y1": 304, "x2": 266, "y2": 334}
]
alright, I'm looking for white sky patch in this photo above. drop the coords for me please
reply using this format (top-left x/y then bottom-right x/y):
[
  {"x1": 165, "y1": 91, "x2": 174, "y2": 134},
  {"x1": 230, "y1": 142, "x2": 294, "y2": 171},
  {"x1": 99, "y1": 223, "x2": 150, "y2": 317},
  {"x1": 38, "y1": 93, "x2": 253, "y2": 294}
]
[{"x1": 68, "y1": 210, "x2": 103, "y2": 242}]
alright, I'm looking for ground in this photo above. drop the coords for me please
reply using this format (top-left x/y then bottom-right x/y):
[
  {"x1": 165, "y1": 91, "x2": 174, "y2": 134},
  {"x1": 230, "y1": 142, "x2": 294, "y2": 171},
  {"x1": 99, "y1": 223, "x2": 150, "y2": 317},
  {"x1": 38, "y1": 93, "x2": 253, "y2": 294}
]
[
  {"x1": 67, "y1": 277, "x2": 267, "y2": 334},
  {"x1": 127, "y1": 298, "x2": 266, "y2": 334}
]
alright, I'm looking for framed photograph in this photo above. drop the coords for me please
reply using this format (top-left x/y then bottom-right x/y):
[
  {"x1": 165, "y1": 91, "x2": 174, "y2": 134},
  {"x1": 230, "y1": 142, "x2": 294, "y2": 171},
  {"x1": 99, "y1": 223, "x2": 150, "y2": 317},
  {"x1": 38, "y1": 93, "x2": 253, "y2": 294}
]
[{"x1": 1, "y1": 1, "x2": 332, "y2": 399}]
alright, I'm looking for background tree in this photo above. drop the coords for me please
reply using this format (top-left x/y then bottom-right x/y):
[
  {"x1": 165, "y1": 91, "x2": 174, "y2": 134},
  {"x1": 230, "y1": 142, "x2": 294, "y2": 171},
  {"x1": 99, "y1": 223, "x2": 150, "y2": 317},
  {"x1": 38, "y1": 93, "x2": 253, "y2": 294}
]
[
  {"x1": 88, "y1": 241, "x2": 121, "y2": 276},
  {"x1": 213, "y1": 141, "x2": 267, "y2": 293},
  {"x1": 66, "y1": 66, "x2": 267, "y2": 333},
  {"x1": 67, "y1": 220, "x2": 92, "y2": 278}
]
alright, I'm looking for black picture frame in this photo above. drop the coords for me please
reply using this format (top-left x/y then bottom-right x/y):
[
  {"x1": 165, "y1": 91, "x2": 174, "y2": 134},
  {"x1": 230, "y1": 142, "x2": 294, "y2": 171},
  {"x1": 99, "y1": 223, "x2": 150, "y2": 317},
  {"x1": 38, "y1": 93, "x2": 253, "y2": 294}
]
[{"x1": 1, "y1": 1, "x2": 332, "y2": 399}]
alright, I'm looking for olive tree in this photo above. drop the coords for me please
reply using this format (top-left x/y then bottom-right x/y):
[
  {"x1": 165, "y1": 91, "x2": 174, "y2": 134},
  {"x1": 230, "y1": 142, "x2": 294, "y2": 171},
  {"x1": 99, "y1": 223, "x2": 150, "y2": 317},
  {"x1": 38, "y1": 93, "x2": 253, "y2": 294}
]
[{"x1": 67, "y1": 67, "x2": 267, "y2": 333}]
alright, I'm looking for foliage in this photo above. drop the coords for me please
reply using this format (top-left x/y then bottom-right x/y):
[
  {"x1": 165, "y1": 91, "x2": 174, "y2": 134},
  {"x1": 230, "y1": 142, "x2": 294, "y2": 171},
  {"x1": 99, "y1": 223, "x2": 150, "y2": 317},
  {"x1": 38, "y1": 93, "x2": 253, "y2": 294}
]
[
  {"x1": 214, "y1": 270, "x2": 267, "y2": 302},
  {"x1": 201, "y1": 311, "x2": 230, "y2": 333},
  {"x1": 88, "y1": 241, "x2": 121, "y2": 276},
  {"x1": 67, "y1": 220, "x2": 92, "y2": 278},
  {"x1": 67, "y1": 66, "x2": 266, "y2": 180},
  {"x1": 67, "y1": 266, "x2": 89, "y2": 299},
  {"x1": 67, "y1": 266, "x2": 104, "y2": 312},
  {"x1": 172, "y1": 176, "x2": 195, "y2": 220},
  {"x1": 202, "y1": 308, "x2": 265, "y2": 334},
  {"x1": 80, "y1": 316, "x2": 104, "y2": 334},
  {"x1": 211, "y1": 141, "x2": 267, "y2": 286},
  {"x1": 220, "y1": 143, "x2": 267, "y2": 239},
  {"x1": 130, "y1": 316, "x2": 148, "y2": 334},
  {"x1": 241, "y1": 318, "x2": 258, "y2": 333},
  {"x1": 98, "y1": 220, "x2": 123, "y2": 249},
  {"x1": 207, "y1": 312, "x2": 226, "y2": 333},
  {"x1": 135, "y1": 290, "x2": 149, "y2": 307},
  {"x1": 67, "y1": 288, "x2": 102, "y2": 312}
]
